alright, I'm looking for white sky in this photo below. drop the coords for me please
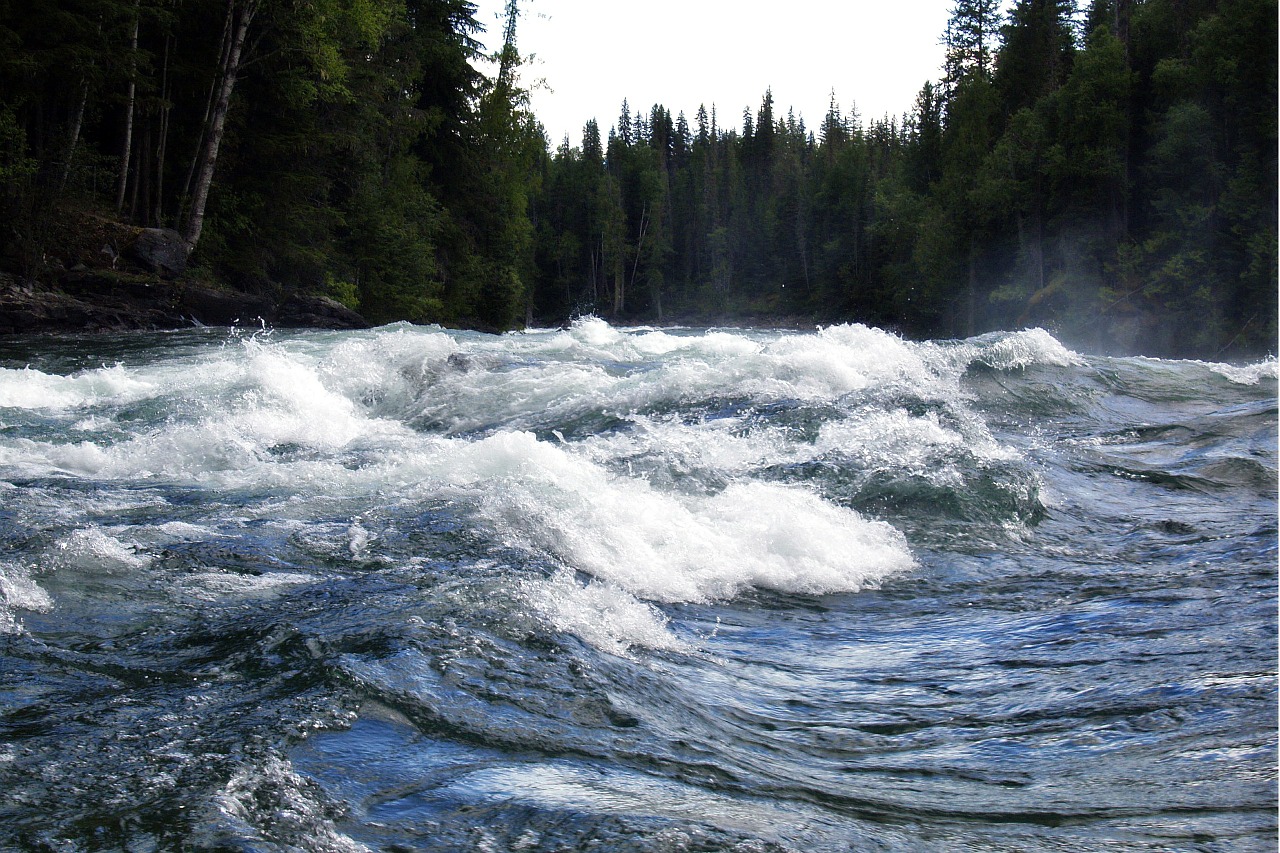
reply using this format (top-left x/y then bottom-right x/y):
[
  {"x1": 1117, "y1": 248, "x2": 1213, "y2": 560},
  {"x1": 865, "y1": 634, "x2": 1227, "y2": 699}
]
[{"x1": 471, "y1": 0, "x2": 955, "y2": 148}]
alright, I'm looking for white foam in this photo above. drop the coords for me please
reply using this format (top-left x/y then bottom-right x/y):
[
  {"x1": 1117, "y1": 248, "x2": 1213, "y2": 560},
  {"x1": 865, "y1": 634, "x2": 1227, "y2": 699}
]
[
  {"x1": 521, "y1": 570, "x2": 688, "y2": 656},
  {"x1": 155, "y1": 521, "x2": 222, "y2": 541},
  {"x1": 578, "y1": 412, "x2": 788, "y2": 479},
  {"x1": 1208, "y1": 357, "x2": 1277, "y2": 385},
  {"x1": 815, "y1": 407, "x2": 1017, "y2": 473},
  {"x1": 0, "y1": 363, "x2": 157, "y2": 410},
  {"x1": 408, "y1": 359, "x2": 619, "y2": 435},
  {"x1": 0, "y1": 322, "x2": 947, "y2": 655},
  {"x1": 347, "y1": 521, "x2": 371, "y2": 558},
  {"x1": 950, "y1": 328, "x2": 1083, "y2": 371},
  {"x1": 55, "y1": 527, "x2": 151, "y2": 571},
  {"x1": 392, "y1": 319, "x2": 953, "y2": 435},
  {"x1": 69, "y1": 415, "x2": 115, "y2": 432},
  {"x1": 444, "y1": 431, "x2": 913, "y2": 604},
  {"x1": 567, "y1": 314, "x2": 624, "y2": 348},
  {"x1": 0, "y1": 341, "x2": 418, "y2": 486},
  {"x1": 758, "y1": 323, "x2": 936, "y2": 399},
  {"x1": 317, "y1": 325, "x2": 458, "y2": 410},
  {"x1": 182, "y1": 571, "x2": 315, "y2": 601},
  {"x1": 575, "y1": 403, "x2": 1015, "y2": 500},
  {"x1": 0, "y1": 562, "x2": 53, "y2": 634}
]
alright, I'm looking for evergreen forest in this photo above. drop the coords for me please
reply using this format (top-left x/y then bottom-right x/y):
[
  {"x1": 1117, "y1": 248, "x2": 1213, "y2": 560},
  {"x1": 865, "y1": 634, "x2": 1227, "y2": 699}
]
[{"x1": 0, "y1": 0, "x2": 1275, "y2": 356}]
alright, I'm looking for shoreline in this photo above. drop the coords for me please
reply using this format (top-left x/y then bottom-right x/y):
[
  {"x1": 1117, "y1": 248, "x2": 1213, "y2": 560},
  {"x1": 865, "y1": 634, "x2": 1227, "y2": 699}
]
[
  {"x1": 3, "y1": 272, "x2": 1275, "y2": 365},
  {"x1": 0, "y1": 270, "x2": 369, "y2": 337}
]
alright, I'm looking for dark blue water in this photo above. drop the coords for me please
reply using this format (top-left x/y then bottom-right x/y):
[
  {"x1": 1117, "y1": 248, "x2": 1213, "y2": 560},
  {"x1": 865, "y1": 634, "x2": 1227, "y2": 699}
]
[{"x1": 0, "y1": 321, "x2": 1274, "y2": 851}]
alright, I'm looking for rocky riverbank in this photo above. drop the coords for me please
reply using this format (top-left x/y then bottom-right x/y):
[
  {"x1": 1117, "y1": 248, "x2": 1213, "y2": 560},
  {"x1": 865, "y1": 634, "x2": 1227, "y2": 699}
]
[
  {"x1": 0, "y1": 271, "x2": 369, "y2": 335},
  {"x1": 0, "y1": 221, "x2": 369, "y2": 335}
]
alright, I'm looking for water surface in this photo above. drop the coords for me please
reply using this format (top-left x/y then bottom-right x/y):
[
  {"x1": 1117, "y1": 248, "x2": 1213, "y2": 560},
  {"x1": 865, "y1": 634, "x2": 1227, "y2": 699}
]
[{"x1": 0, "y1": 320, "x2": 1275, "y2": 851}]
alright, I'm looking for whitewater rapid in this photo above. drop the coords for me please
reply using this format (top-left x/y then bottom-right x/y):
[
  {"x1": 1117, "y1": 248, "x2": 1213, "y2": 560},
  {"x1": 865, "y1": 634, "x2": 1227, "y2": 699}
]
[
  {"x1": 0, "y1": 319, "x2": 1274, "y2": 851},
  {"x1": 1, "y1": 319, "x2": 1024, "y2": 648}
]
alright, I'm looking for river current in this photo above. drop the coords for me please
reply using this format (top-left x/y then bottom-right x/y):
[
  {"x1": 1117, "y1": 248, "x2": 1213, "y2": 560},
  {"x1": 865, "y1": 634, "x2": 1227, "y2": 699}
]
[{"x1": 0, "y1": 319, "x2": 1274, "y2": 851}]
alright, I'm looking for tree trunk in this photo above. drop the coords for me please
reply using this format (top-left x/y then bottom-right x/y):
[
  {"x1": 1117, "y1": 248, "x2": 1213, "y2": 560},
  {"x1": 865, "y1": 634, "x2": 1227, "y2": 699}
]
[
  {"x1": 116, "y1": 6, "x2": 139, "y2": 215},
  {"x1": 796, "y1": 206, "x2": 811, "y2": 294},
  {"x1": 182, "y1": 0, "x2": 236, "y2": 211},
  {"x1": 589, "y1": 242, "x2": 599, "y2": 306},
  {"x1": 153, "y1": 33, "x2": 172, "y2": 226},
  {"x1": 59, "y1": 79, "x2": 90, "y2": 194},
  {"x1": 183, "y1": 0, "x2": 256, "y2": 252},
  {"x1": 612, "y1": 261, "x2": 625, "y2": 315},
  {"x1": 131, "y1": 119, "x2": 148, "y2": 220},
  {"x1": 179, "y1": 79, "x2": 220, "y2": 218},
  {"x1": 629, "y1": 202, "x2": 648, "y2": 294},
  {"x1": 1032, "y1": 207, "x2": 1045, "y2": 296}
]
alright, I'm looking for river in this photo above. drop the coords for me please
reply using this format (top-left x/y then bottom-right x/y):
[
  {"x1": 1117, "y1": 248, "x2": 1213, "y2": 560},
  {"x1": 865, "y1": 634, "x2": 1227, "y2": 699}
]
[{"x1": 0, "y1": 319, "x2": 1275, "y2": 851}]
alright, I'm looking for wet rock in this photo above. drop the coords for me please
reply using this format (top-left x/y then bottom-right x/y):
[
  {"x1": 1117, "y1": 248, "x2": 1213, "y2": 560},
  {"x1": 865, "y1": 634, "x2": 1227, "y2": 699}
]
[
  {"x1": 0, "y1": 271, "x2": 372, "y2": 335},
  {"x1": 0, "y1": 272, "x2": 175, "y2": 334},
  {"x1": 274, "y1": 294, "x2": 369, "y2": 330}
]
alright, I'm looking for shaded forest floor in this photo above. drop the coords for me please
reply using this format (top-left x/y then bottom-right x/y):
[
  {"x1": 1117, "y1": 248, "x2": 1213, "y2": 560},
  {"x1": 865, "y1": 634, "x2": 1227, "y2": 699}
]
[{"x1": 0, "y1": 207, "x2": 368, "y2": 335}]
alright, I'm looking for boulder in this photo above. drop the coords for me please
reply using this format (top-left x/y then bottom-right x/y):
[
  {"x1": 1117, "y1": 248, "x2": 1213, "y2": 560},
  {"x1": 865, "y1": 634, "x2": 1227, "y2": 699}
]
[
  {"x1": 126, "y1": 228, "x2": 189, "y2": 277},
  {"x1": 274, "y1": 294, "x2": 370, "y2": 330}
]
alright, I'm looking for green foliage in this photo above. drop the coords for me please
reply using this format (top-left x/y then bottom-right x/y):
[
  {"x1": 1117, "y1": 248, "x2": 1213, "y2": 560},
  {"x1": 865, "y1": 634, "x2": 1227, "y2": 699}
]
[
  {"x1": 0, "y1": 0, "x2": 541, "y2": 332},
  {"x1": 324, "y1": 271, "x2": 361, "y2": 310},
  {"x1": 0, "y1": 0, "x2": 1272, "y2": 356}
]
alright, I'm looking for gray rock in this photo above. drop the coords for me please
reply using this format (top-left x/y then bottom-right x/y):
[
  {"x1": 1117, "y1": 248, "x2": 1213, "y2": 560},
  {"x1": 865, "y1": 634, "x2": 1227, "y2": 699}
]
[
  {"x1": 1, "y1": 271, "x2": 371, "y2": 335},
  {"x1": 275, "y1": 294, "x2": 369, "y2": 330},
  {"x1": 126, "y1": 228, "x2": 189, "y2": 277}
]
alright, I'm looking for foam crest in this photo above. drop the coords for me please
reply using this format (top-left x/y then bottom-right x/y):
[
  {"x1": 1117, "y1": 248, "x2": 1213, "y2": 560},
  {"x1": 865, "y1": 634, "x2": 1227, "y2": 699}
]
[
  {"x1": 626, "y1": 322, "x2": 936, "y2": 405},
  {"x1": 576, "y1": 404, "x2": 1017, "y2": 499},
  {"x1": 409, "y1": 360, "x2": 619, "y2": 434},
  {"x1": 567, "y1": 314, "x2": 625, "y2": 348},
  {"x1": 55, "y1": 527, "x2": 152, "y2": 571},
  {"x1": 216, "y1": 755, "x2": 371, "y2": 853},
  {"x1": 0, "y1": 563, "x2": 53, "y2": 634},
  {"x1": 815, "y1": 408, "x2": 1015, "y2": 471},
  {"x1": 344, "y1": 320, "x2": 960, "y2": 436},
  {"x1": 0, "y1": 324, "x2": 938, "y2": 655},
  {"x1": 756, "y1": 323, "x2": 936, "y2": 399},
  {"x1": 444, "y1": 431, "x2": 913, "y2": 604},
  {"x1": 579, "y1": 412, "x2": 790, "y2": 479},
  {"x1": 957, "y1": 328, "x2": 1082, "y2": 371},
  {"x1": 521, "y1": 570, "x2": 688, "y2": 656},
  {"x1": 1, "y1": 341, "x2": 416, "y2": 485},
  {"x1": 181, "y1": 571, "x2": 316, "y2": 601},
  {"x1": 317, "y1": 325, "x2": 458, "y2": 409},
  {"x1": 1208, "y1": 357, "x2": 1277, "y2": 385},
  {"x1": 0, "y1": 363, "x2": 156, "y2": 410}
]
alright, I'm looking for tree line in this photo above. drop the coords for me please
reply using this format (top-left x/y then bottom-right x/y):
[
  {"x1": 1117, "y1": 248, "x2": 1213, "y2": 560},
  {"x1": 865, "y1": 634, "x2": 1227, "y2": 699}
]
[
  {"x1": 534, "y1": 0, "x2": 1276, "y2": 356},
  {"x1": 0, "y1": 0, "x2": 1274, "y2": 356}
]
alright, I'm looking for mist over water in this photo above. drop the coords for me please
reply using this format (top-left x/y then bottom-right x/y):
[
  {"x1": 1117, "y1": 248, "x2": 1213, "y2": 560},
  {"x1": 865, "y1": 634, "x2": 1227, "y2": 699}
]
[{"x1": 0, "y1": 319, "x2": 1275, "y2": 851}]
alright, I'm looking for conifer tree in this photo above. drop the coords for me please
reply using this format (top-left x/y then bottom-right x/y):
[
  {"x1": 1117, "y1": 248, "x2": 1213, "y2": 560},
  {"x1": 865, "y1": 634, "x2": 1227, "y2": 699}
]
[
  {"x1": 996, "y1": 0, "x2": 1078, "y2": 114},
  {"x1": 944, "y1": 0, "x2": 1002, "y2": 89}
]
